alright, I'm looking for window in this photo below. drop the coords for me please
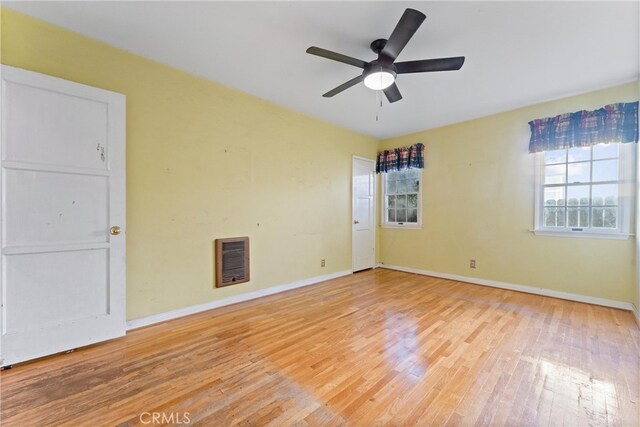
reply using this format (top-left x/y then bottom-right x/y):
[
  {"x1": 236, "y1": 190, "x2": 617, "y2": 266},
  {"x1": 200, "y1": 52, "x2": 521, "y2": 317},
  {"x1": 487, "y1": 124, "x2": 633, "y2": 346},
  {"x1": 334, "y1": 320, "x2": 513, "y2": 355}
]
[
  {"x1": 382, "y1": 168, "x2": 422, "y2": 227},
  {"x1": 535, "y1": 143, "x2": 635, "y2": 238}
]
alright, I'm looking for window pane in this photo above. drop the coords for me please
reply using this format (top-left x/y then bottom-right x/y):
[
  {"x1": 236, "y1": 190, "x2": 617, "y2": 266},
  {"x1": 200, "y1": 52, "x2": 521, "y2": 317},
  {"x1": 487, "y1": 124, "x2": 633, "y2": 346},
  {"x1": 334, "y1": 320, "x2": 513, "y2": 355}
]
[
  {"x1": 567, "y1": 208, "x2": 576, "y2": 226},
  {"x1": 592, "y1": 206, "x2": 617, "y2": 228},
  {"x1": 387, "y1": 209, "x2": 396, "y2": 222},
  {"x1": 592, "y1": 184, "x2": 618, "y2": 206},
  {"x1": 396, "y1": 179, "x2": 408, "y2": 194},
  {"x1": 592, "y1": 194, "x2": 603, "y2": 206},
  {"x1": 558, "y1": 208, "x2": 566, "y2": 226},
  {"x1": 567, "y1": 207, "x2": 589, "y2": 227},
  {"x1": 406, "y1": 169, "x2": 421, "y2": 179},
  {"x1": 544, "y1": 187, "x2": 565, "y2": 206},
  {"x1": 544, "y1": 207, "x2": 565, "y2": 227},
  {"x1": 388, "y1": 195, "x2": 396, "y2": 208},
  {"x1": 544, "y1": 164, "x2": 565, "y2": 185},
  {"x1": 544, "y1": 149, "x2": 566, "y2": 164},
  {"x1": 387, "y1": 171, "x2": 398, "y2": 181},
  {"x1": 567, "y1": 185, "x2": 589, "y2": 206},
  {"x1": 604, "y1": 207, "x2": 617, "y2": 228},
  {"x1": 397, "y1": 195, "x2": 407, "y2": 209},
  {"x1": 409, "y1": 179, "x2": 420, "y2": 192},
  {"x1": 592, "y1": 159, "x2": 618, "y2": 182},
  {"x1": 404, "y1": 179, "x2": 414, "y2": 193},
  {"x1": 567, "y1": 162, "x2": 590, "y2": 183},
  {"x1": 579, "y1": 206, "x2": 589, "y2": 227},
  {"x1": 592, "y1": 207, "x2": 604, "y2": 228},
  {"x1": 593, "y1": 143, "x2": 618, "y2": 160},
  {"x1": 568, "y1": 146, "x2": 590, "y2": 162},
  {"x1": 407, "y1": 193, "x2": 418, "y2": 208},
  {"x1": 397, "y1": 209, "x2": 407, "y2": 222},
  {"x1": 386, "y1": 179, "x2": 396, "y2": 194},
  {"x1": 407, "y1": 209, "x2": 418, "y2": 223},
  {"x1": 543, "y1": 207, "x2": 556, "y2": 227}
]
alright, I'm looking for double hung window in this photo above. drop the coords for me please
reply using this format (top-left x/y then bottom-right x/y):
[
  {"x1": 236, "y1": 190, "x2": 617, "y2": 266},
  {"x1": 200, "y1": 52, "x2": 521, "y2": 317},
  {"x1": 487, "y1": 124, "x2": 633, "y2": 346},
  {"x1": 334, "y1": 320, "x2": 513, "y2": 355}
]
[
  {"x1": 535, "y1": 143, "x2": 634, "y2": 238},
  {"x1": 382, "y1": 169, "x2": 422, "y2": 227}
]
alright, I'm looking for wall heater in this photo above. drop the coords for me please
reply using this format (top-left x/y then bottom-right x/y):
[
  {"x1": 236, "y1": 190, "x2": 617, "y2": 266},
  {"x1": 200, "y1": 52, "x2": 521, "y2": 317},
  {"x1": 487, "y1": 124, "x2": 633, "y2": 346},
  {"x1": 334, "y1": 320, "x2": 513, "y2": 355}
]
[{"x1": 215, "y1": 237, "x2": 250, "y2": 287}]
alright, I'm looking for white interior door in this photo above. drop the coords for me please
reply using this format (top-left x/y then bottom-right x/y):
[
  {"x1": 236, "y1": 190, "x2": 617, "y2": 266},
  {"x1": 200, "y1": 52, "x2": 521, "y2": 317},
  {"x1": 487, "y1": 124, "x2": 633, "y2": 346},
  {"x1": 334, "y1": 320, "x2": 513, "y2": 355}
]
[
  {"x1": 0, "y1": 66, "x2": 126, "y2": 366},
  {"x1": 352, "y1": 156, "x2": 375, "y2": 272}
]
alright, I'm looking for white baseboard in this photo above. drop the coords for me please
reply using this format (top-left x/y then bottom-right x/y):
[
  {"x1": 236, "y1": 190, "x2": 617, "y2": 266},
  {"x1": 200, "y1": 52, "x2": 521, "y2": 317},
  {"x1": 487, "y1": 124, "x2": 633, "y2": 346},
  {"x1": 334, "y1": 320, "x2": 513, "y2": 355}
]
[
  {"x1": 379, "y1": 263, "x2": 635, "y2": 311},
  {"x1": 126, "y1": 270, "x2": 352, "y2": 330}
]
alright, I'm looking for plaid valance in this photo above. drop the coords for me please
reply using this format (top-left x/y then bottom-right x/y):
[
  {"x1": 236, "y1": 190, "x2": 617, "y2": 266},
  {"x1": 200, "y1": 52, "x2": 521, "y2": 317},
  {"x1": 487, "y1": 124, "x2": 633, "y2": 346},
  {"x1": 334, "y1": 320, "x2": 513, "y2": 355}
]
[
  {"x1": 528, "y1": 101, "x2": 638, "y2": 153},
  {"x1": 376, "y1": 143, "x2": 424, "y2": 174}
]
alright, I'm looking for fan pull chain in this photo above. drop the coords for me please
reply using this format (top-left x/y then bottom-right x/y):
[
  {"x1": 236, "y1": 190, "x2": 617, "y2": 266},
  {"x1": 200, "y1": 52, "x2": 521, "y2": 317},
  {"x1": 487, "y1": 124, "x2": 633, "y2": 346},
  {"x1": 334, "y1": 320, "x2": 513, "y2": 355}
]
[{"x1": 375, "y1": 90, "x2": 382, "y2": 121}]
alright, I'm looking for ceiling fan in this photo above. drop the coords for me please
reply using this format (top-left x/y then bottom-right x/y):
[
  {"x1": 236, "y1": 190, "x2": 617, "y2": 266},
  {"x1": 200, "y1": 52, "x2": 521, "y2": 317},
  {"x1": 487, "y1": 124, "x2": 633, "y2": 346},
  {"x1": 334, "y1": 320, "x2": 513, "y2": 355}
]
[{"x1": 306, "y1": 8, "x2": 465, "y2": 103}]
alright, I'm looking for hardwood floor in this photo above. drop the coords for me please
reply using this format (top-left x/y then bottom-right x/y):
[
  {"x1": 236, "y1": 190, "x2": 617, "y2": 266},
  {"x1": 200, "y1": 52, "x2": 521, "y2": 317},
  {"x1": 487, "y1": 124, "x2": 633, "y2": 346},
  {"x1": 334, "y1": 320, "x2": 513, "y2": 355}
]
[{"x1": 1, "y1": 269, "x2": 638, "y2": 426}]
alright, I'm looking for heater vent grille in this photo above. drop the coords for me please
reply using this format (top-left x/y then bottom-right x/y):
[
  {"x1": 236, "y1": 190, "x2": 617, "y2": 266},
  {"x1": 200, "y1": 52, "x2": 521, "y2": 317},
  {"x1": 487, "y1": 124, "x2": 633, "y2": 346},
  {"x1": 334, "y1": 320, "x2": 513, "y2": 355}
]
[{"x1": 215, "y1": 237, "x2": 250, "y2": 287}]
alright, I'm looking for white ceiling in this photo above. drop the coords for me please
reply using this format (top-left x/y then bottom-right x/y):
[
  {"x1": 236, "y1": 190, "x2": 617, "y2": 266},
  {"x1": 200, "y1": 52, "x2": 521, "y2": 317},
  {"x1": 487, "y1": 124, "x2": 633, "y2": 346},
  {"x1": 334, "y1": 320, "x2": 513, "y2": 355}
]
[{"x1": 5, "y1": 1, "x2": 639, "y2": 139}]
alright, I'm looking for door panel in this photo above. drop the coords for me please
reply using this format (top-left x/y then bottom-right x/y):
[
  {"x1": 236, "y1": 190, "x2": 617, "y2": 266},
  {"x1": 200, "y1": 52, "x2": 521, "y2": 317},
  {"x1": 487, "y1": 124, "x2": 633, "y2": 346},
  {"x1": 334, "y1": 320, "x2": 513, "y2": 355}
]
[
  {"x1": 0, "y1": 65, "x2": 126, "y2": 366},
  {"x1": 4, "y1": 249, "x2": 109, "y2": 333},
  {"x1": 4, "y1": 169, "x2": 109, "y2": 246},
  {"x1": 352, "y1": 157, "x2": 375, "y2": 272},
  {"x1": 3, "y1": 80, "x2": 109, "y2": 170}
]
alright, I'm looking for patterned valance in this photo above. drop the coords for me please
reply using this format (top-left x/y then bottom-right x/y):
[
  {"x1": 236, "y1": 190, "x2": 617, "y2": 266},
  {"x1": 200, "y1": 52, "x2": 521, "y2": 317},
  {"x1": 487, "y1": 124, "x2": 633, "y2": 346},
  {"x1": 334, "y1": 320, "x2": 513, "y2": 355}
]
[
  {"x1": 528, "y1": 102, "x2": 638, "y2": 153},
  {"x1": 376, "y1": 143, "x2": 424, "y2": 174}
]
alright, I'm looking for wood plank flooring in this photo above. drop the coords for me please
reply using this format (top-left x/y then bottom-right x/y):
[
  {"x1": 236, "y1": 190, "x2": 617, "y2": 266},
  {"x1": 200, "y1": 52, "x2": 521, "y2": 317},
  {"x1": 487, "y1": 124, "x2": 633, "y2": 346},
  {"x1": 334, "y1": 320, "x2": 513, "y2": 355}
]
[{"x1": 1, "y1": 268, "x2": 638, "y2": 426}]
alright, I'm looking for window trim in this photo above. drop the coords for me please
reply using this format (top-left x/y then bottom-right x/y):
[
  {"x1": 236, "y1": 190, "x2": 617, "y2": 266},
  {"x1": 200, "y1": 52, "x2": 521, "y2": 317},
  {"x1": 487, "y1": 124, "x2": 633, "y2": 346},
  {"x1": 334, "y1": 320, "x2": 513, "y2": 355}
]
[
  {"x1": 533, "y1": 143, "x2": 636, "y2": 239},
  {"x1": 381, "y1": 169, "x2": 423, "y2": 229}
]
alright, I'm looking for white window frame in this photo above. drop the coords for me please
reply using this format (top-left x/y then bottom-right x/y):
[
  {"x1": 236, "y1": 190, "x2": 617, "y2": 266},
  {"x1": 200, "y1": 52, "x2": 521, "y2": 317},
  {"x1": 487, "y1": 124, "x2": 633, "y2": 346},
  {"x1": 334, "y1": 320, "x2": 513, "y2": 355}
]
[
  {"x1": 381, "y1": 168, "x2": 423, "y2": 229},
  {"x1": 534, "y1": 143, "x2": 636, "y2": 239}
]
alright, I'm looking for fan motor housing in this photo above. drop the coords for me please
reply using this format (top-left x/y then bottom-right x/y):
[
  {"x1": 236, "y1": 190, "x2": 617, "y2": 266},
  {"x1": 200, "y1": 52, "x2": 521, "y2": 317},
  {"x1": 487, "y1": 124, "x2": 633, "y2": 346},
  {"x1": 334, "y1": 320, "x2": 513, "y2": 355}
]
[
  {"x1": 364, "y1": 61, "x2": 397, "y2": 78},
  {"x1": 370, "y1": 38, "x2": 388, "y2": 54}
]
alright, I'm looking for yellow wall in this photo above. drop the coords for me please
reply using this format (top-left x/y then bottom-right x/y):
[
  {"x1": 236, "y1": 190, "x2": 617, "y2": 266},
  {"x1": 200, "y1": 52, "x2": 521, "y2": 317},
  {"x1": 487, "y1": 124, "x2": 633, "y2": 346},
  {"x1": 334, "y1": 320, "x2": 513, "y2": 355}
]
[
  {"x1": 0, "y1": 9, "x2": 378, "y2": 319},
  {"x1": 1, "y1": 8, "x2": 637, "y2": 319},
  {"x1": 379, "y1": 81, "x2": 638, "y2": 303}
]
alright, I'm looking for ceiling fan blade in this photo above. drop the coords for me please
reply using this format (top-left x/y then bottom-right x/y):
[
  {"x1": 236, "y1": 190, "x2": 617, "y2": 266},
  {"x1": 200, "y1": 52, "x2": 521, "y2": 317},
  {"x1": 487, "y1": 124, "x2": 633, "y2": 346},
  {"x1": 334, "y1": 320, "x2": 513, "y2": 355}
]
[
  {"x1": 380, "y1": 9, "x2": 426, "y2": 61},
  {"x1": 395, "y1": 56, "x2": 466, "y2": 74},
  {"x1": 306, "y1": 47, "x2": 368, "y2": 69},
  {"x1": 323, "y1": 75, "x2": 364, "y2": 97},
  {"x1": 383, "y1": 83, "x2": 402, "y2": 103}
]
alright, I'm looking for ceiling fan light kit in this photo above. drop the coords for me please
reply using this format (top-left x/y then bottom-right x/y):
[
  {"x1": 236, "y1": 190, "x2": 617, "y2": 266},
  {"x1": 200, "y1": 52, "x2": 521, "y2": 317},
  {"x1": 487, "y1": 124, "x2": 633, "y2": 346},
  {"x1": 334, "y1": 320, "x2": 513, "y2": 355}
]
[
  {"x1": 363, "y1": 67, "x2": 396, "y2": 90},
  {"x1": 306, "y1": 8, "x2": 465, "y2": 104}
]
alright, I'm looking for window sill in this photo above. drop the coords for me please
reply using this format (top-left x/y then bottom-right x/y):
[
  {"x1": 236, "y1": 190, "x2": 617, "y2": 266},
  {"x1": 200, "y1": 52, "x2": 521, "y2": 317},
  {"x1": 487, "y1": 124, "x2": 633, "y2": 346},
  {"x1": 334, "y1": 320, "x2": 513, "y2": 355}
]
[
  {"x1": 381, "y1": 223, "x2": 422, "y2": 229},
  {"x1": 532, "y1": 229, "x2": 632, "y2": 240}
]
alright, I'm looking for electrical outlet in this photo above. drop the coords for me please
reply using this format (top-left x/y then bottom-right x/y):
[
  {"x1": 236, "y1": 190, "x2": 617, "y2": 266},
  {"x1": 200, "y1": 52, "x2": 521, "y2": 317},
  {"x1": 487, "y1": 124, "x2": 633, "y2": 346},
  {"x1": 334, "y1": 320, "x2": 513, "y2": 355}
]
[
  {"x1": 470, "y1": 259, "x2": 476, "y2": 269},
  {"x1": 321, "y1": 259, "x2": 326, "y2": 267}
]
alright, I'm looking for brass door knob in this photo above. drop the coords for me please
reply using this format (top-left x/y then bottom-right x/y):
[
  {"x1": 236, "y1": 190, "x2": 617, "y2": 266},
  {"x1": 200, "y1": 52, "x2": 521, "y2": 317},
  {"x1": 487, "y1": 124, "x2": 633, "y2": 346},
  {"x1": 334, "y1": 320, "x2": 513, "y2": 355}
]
[
  {"x1": 110, "y1": 226, "x2": 121, "y2": 236},
  {"x1": 353, "y1": 220, "x2": 360, "y2": 224}
]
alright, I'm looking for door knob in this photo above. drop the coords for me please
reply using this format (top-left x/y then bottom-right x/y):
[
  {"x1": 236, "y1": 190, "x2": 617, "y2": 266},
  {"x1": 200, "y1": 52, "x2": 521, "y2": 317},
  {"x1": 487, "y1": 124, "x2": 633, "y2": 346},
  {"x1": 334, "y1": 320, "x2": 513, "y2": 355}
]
[
  {"x1": 110, "y1": 226, "x2": 121, "y2": 236},
  {"x1": 353, "y1": 220, "x2": 359, "y2": 224}
]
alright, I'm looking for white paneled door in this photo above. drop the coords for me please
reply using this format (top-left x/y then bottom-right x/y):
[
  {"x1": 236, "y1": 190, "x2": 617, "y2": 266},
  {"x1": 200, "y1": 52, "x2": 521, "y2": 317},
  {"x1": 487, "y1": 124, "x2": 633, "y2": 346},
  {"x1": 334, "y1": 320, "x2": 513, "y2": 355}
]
[
  {"x1": 0, "y1": 66, "x2": 126, "y2": 366},
  {"x1": 352, "y1": 156, "x2": 375, "y2": 272}
]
